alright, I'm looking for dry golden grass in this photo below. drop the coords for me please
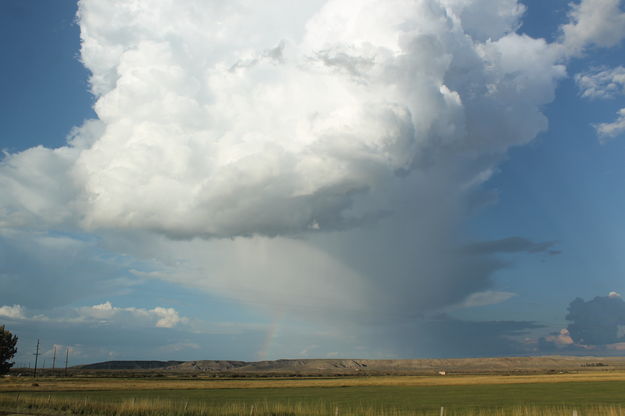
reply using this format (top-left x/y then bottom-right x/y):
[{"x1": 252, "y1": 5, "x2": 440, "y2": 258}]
[
  {"x1": 3, "y1": 373, "x2": 625, "y2": 416},
  {"x1": 2, "y1": 393, "x2": 625, "y2": 416},
  {"x1": 3, "y1": 371, "x2": 625, "y2": 392}
]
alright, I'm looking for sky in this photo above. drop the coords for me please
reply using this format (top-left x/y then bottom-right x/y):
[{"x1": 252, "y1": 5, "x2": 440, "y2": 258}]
[{"x1": 1, "y1": 0, "x2": 625, "y2": 366}]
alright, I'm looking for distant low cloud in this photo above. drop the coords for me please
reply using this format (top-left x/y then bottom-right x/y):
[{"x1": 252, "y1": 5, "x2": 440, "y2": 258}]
[
  {"x1": 560, "y1": 0, "x2": 625, "y2": 56},
  {"x1": 0, "y1": 302, "x2": 187, "y2": 329},
  {"x1": 595, "y1": 108, "x2": 625, "y2": 141},
  {"x1": 574, "y1": 65, "x2": 625, "y2": 142},
  {"x1": 461, "y1": 290, "x2": 516, "y2": 308},
  {"x1": 566, "y1": 293, "x2": 625, "y2": 345},
  {"x1": 78, "y1": 302, "x2": 187, "y2": 329},
  {"x1": 535, "y1": 293, "x2": 625, "y2": 353},
  {"x1": 576, "y1": 66, "x2": 625, "y2": 99},
  {"x1": 0, "y1": 305, "x2": 25, "y2": 319},
  {"x1": 461, "y1": 237, "x2": 558, "y2": 255},
  {"x1": 545, "y1": 328, "x2": 575, "y2": 346}
]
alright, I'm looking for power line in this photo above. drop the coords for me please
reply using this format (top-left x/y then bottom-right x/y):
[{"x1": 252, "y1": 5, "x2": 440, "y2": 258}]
[
  {"x1": 52, "y1": 346, "x2": 57, "y2": 375},
  {"x1": 64, "y1": 347, "x2": 69, "y2": 377},
  {"x1": 33, "y1": 339, "x2": 40, "y2": 378}
]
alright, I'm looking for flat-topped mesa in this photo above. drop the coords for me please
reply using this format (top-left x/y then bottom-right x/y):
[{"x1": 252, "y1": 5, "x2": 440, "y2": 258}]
[
  {"x1": 77, "y1": 360, "x2": 184, "y2": 370},
  {"x1": 72, "y1": 356, "x2": 625, "y2": 375}
]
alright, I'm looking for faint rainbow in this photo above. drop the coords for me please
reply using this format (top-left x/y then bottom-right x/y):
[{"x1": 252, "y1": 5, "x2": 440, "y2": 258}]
[{"x1": 257, "y1": 317, "x2": 282, "y2": 360}]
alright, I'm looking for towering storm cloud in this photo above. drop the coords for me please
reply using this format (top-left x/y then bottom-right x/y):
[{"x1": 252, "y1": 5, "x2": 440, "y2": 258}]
[
  {"x1": 2, "y1": 0, "x2": 619, "y2": 357},
  {"x1": 2, "y1": 0, "x2": 564, "y2": 238}
]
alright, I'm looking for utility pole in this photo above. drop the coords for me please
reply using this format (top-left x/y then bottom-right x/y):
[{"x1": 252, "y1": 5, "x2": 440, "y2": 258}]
[
  {"x1": 33, "y1": 339, "x2": 40, "y2": 378},
  {"x1": 64, "y1": 347, "x2": 69, "y2": 377},
  {"x1": 52, "y1": 346, "x2": 57, "y2": 374}
]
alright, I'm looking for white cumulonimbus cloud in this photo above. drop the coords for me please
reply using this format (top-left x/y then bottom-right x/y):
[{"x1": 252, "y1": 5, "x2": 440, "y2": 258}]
[{"x1": 1, "y1": 0, "x2": 565, "y2": 239}]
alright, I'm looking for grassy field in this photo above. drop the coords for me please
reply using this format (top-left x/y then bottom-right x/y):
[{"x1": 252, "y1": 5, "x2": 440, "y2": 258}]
[
  {"x1": 3, "y1": 372, "x2": 625, "y2": 415},
  {"x1": 5, "y1": 371, "x2": 625, "y2": 391}
]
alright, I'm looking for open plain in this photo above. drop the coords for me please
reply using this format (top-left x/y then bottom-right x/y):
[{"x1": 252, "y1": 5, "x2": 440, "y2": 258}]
[{"x1": 3, "y1": 357, "x2": 625, "y2": 415}]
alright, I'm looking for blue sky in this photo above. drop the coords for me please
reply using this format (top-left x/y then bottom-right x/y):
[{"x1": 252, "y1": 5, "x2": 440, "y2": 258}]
[
  {"x1": 1, "y1": 0, "x2": 625, "y2": 366},
  {"x1": 0, "y1": 0, "x2": 94, "y2": 152}
]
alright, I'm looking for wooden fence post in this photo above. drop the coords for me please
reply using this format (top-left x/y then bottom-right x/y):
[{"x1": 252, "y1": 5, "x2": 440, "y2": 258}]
[{"x1": 440, "y1": 406, "x2": 445, "y2": 416}]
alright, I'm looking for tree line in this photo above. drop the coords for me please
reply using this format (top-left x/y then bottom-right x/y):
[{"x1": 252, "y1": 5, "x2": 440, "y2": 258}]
[{"x1": 0, "y1": 325, "x2": 18, "y2": 375}]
